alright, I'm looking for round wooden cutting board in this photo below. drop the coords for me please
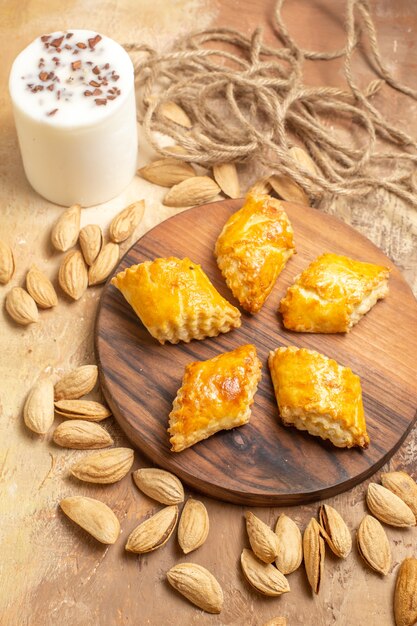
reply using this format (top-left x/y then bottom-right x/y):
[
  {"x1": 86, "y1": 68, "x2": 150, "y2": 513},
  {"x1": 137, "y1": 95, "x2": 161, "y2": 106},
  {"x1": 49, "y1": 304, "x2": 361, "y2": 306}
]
[{"x1": 95, "y1": 199, "x2": 417, "y2": 505}]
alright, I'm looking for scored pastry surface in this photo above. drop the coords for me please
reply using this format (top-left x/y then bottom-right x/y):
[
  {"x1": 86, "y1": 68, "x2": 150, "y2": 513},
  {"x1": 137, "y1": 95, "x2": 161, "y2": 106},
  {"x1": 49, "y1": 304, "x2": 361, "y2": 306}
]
[
  {"x1": 268, "y1": 346, "x2": 369, "y2": 448},
  {"x1": 215, "y1": 193, "x2": 295, "y2": 313},
  {"x1": 169, "y1": 344, "x2": 262, "y2": 452},
  {"x1": 279, "y1": 252, "x2": 389, "y2": 333},
  {"x1": 111, "y1": 256, "x2": 241, "y2": 344}
]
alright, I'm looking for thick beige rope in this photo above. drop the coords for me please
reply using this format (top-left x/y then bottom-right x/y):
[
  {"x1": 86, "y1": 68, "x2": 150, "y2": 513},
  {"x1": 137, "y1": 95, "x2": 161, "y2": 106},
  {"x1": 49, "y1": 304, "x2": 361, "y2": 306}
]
[{"x1": 124, "y1": 0, "x2": 417, "y2": 206}]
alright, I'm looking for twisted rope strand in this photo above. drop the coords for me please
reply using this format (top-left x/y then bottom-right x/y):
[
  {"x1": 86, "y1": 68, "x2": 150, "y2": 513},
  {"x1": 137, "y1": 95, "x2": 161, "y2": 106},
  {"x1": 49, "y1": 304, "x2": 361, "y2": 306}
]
[{"x1": 125, "y1": 0, "x2": 417, "y2": 206}]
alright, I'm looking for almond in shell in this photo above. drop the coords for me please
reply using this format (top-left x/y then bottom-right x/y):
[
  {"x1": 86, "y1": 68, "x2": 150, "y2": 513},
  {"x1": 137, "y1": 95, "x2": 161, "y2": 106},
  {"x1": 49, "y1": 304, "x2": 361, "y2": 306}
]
[
  {"x1": 289, "y1": 146, "x2": 319, "y2": 176},
  {"x1": 70, "y1": 447, "x2": 134, "y2": 483},
  {"x1": 319, "y1": 504, "x2": 352, "y2": 558},
  {"x1": 163, "y1": 176, "x2": 220, "y2": 207},
  {"x1": 109, "y1": 200, "x2": 145, "y2": 243},
  {"x1": 88, "y1": 242, "x2": 119, "y2": 286},
  {"x1": 53, "y1": 419, "x2": 113, "y2": 449},
  {"x1": 58, "y1": 250, "x2": 88, "y2": 300},
  {"x1": 303, "y1": 518, "x2": 325, "y2": 594},
  {"x1": 241, "y1": 548, "x2": 290, "y2": 596},
  {"x1": 51, "y1": 204, "x2": 81, "y2": 251},
  {"x1": 125, "y1": 505, "x2": 178, "y2": 553},
  {"x1": 167, "y1": 563, "x2": 223, "y2": 613},
  {"x1": 23, "y1": 378, "x2": 55, "y2": 434},
  {"x1": 269, "y1": 174, "x2": 309, "y2": 205},
  {"x1": 0, "y1": 240, "x2": 15, "y2": 284},
  {"x1": 164, "y1": 145, "x2": 188, "y2": 156},
  {"x1": 54, "y1": 399, "x2": 111, "y2": 421},
  {"x1": 381, "y1": 471, "x2": 417, "y2": 518},
  {"x1": 54, "y1": 365, "x2": 98, "y2": 400},
  {"x1": 138, "y1": 159, "x2": 196, "y2": 187},
  {"x1": 79, "y1": 224, "x2": 102, "y2": 266},
  {"x1": 274, "y1": 513, "x2": 303, "y2": 575},
  {"x1": 60, "y1": 495, "x2": 120, "y2": 544},
  {"x1": 247, "y1": 177, "x2": 273, "y2": 195},
  {"x1": 26, "y1": 265, "x2": 58, "y2": 308},
  {"x1": 394, "y1": 557, "x2": 417, "y2": 626},
  {"x1": 213, "y1": 163, "x2": 240, "y2": 198},
  {"x1": 178, "y1": 498, "x2": 209, "y2": 554},
  {"x1": 159, "y1": 101, "x2": 192, "y2": 128},
  {"x1": 132, "y1": 468, "x2": 184, "y2": 505},
  {"x1": 366, "y1": 482, "x2": 416, "y2": 527},
  {"x1": 246, "y1": 511, "x2": 279, "y2": 564},
  {"x1": 357, "y1": 514, "x2": 391, "y2": 576},
  {"x1": 5, "y1": 287, "x2": 38, "y2": 325}
]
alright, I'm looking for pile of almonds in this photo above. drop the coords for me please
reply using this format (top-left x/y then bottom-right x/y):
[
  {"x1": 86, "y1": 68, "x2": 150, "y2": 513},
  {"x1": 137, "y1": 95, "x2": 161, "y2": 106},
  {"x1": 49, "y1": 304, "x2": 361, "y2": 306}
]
[
  {"x1": 22, "y1": 361, "x2": 417, "y2": 623},
  {"x1": 2, "y1": 199, "x2": 144, "y2": 326},
  {"x1": 138, "y1": 102, "x2": 317, "y2": 209}
]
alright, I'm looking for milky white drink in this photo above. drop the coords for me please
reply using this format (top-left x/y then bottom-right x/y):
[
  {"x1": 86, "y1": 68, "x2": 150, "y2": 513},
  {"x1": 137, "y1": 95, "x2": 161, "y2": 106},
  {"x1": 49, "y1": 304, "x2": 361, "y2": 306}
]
[{"x1": 9, "y1": 30, "x2": 138, "y2": 206}]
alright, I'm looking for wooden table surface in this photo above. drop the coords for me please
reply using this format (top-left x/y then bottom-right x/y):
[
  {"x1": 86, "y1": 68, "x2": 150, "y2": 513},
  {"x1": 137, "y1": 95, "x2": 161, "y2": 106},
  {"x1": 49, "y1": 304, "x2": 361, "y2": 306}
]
[{"x1": 1, "y1": 1, "x2": 416, "y2": 625}]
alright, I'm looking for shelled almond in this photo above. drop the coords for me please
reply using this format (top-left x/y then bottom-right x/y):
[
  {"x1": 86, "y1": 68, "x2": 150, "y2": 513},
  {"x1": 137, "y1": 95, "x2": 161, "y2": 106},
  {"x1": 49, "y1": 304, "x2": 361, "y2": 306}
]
[
  {"x1": 53, "y1": 419, "x2": 113, "y2": 449},
  {"x1": 58, "y1": 250, "x2": 88, "y2": 300},
  {"x1": 54, "y1": 365, "x2": 98, "y2": 400},
  {"x1": 23, "y1": 378, "x2": 55, "y2": 434},
  {"x1": 60, "y1": 496, "x2": 120, "y2": 544},
  {"x1": 167, "y1": 563, "x2": 223, "y2": 614},
  {"x1": 245, "y1": 511, "x2": 279, "y2": 564},
  {"x1": 319, "y1": 504, "x2": 352, "y2": 558},
  {"x1": 366, "y1": 483, "x2": 416, "y2": 527},
  {"x1": 247, "y1": 177, "x2": 273, "y2": 195},
  {"x1": 269, "y1": 173, "x2": 309, "y2": 205},
  {"x1": 274, "y1": 514, "x2": 303, "y2": 575},
  {"x1": 163, "y1": 176, "x2": 220, "y2": 207},
  {"x1": 54, "y1": 399, "x2": 111, "y2": 421},
  {"x1": 132, "y1": 468, "x2": 184, "y2": 505},
  {"x1": 303, "y1": 518, "x2": 325, "y2": 594},
  {"x1": 70, "y1": 448, "x2": 134, "y2": 483},
  {"x1": 0, "y1": 240, "x2": 15, "y2": 284},
  {"x1": 6, "y1": 287, "x2": 38, "y2": 325},
  {"x1": 79, "y1": 224, "x2": 103, "y2": 266},
  {"x1": 159, "y1": 101, "x2": 192, "y2": 128},
  {"x1": 381, "y1": 471, "x2": 417, "y2": 517},
  {"x1": 357, "y1": 515, "x2": 391, "y2": 576},
  {"x1": 125, "y1": 505, "x2": 178, "y2": 553},
  {"x1": 394, "y1": 557, "x2": 417, "y2": 626},
  {"x1": 289, "y1": 146, "x2": 319, "y2": 176},
  {"x1": 26, "y1": 265, "x2": 58, "y2": 308},
  {"x1": 240, "y1": 548, "x2": 290, "y2": 596},
  {"x1": 109, "y1": 200, "x2": 145, "y2": 243},
  {"x1": 88, "y1": 242, "x2": 119, "y2": 286},
  {"x1": 51, "y1": 204, "x2": 81, "y2": 252},
  {"x1": 212, "y1": 162, "x2": 240, "y2": 198},
  {"x1": 178, "y1": 498, "x2": 209, "y2": 554},
  {"x1": 138, "y1": 159, "x2": 196, "y2": 187}
]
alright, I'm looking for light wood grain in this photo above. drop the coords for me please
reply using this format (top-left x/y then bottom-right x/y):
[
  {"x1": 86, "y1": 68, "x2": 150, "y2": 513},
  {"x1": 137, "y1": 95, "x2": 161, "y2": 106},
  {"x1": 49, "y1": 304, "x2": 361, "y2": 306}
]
[{"x1": 0, "y1": 1, "x2": 416, "y2": 625}]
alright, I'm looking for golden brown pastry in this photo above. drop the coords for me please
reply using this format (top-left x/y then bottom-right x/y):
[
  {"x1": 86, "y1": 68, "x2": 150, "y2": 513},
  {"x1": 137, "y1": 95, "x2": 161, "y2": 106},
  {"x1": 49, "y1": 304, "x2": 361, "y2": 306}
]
[
  {"x1": 268, "y1": 346, "x2": 369, "y2": 448},
  {"x1": 169, "y1": 344, "x2": 262, "y2": 452},
  {"x1": 111, "y1": 257, "x2": 241, "y2": 344},
  {"x1": 215, "y1": 193, "x2": 295, "y2": 313},
  {"x1": 279, "y1": 252, "x2": 389, "y2": 333}
]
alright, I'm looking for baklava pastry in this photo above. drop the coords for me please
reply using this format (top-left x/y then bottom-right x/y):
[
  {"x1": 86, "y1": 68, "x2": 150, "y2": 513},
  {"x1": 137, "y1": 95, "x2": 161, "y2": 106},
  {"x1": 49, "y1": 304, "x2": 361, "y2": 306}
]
[
  {"x1": 215, "y1": 193, "x2": 295, "y2": 313},
  {"x1": 279, "y1": 253, "x2": 389, "y2": 333},
  {"x1": 169, "y1": 344, "x2": 262, "y2": 452},
  {"x1": 111, "y1": 257, "x2": 241, "y2": 344},
  {"x1": 268, "y1": 346, "x2": 369, "y2": 448}
]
